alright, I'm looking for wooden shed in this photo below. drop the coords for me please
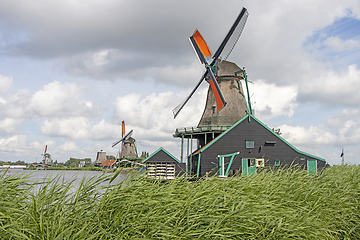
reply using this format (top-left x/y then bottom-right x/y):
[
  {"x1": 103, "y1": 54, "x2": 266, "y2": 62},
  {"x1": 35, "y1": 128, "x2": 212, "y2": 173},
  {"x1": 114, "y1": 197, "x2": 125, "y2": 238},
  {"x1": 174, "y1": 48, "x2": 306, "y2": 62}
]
[
  {"x1": 142, "y1": 147, "x2": 186, "y2": 179},
  {"x1": 187, "y1": 114, "x2": 326, "y2": 177}
]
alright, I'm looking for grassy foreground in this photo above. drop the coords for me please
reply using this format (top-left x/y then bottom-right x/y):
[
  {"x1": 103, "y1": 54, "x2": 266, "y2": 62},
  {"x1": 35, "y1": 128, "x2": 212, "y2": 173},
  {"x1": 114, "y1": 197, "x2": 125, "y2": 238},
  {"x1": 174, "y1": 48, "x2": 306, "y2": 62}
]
[{"x1": 1, "y1": 166, "x2": 360, "y2": 239}]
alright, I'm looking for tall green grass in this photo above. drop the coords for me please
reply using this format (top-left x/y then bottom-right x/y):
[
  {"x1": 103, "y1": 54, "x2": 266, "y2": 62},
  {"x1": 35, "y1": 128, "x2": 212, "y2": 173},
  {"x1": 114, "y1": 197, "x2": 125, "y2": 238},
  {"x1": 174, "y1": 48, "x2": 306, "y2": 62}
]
[{"x1": 1, "y1": 166, "x2": 360, "y2": 239}]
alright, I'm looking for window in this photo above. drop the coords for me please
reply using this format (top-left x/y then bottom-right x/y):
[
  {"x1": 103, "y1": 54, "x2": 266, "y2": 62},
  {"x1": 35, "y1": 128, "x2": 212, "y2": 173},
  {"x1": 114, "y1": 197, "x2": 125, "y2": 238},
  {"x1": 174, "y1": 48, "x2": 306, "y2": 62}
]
[
  {"x1": 265, "y1": 141, "x2": 276, "y2": 146},
  {"x1": 256, "y1": 158, "x2": 264, "y2": 167},
  {"x1": 246, "y1": 140, "x2": 254, "y2": 148},
  {"x1": 274, "y1": 160, "x2": 280, "y2": 166},
  {"x1": 248, "y1": 158, "x2": 256, "y2": 167},
  {"x1": 212, "y1": 106, "x2": 216, "y2": 114}
]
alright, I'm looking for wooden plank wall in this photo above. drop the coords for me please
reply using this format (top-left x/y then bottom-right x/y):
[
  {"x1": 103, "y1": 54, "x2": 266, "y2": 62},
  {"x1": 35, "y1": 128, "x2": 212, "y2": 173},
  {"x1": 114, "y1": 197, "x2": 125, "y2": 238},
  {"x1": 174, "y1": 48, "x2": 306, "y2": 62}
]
[{"x1": 192, "y1": 118, "x2": 326, "y2": 177}]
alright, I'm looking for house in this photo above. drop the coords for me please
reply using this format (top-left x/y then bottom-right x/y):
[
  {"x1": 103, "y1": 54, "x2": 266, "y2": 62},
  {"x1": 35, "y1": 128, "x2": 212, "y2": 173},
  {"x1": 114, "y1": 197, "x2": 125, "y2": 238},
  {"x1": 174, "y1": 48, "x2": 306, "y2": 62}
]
[
  {"x1": 142, "y1": 147, "x2": 186, "y2": 179},
  {"x1": 187, "y1": 114, "x2": 326, "y2": 177},
  {"x1": 27, "y1": 163, "x2": 48, "y2": 170},
  {"x1": 100, "y1": 159, "x2": 116, "y2": 170}
]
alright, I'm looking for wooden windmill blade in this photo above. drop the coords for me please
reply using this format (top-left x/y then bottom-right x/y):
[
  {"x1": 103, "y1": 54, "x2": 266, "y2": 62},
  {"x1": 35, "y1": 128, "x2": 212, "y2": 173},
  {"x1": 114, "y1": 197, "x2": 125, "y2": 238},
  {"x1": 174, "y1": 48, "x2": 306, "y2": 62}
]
[
  {"x1": 112, "y1": 139, "x2": 122, "y2": 148},
  {"x1": 206, "y1": 67, "x2": 226, "y2": 111},
  {"x1": 189, "y1": 29, "x2": 212, "y2": 64},
  {"x1": 123, "y1": 129, "x2": 133, "y2": 142},
  {"x1": 122, "y1": 120, "x2": 125, "y2": 138},
  {"x1": 210, "y1": 7, "x2": 248, "y2": 64},
  {"x1": 172, "y1": 70, "x2": 208, "y2": 118},
  {"x1": 112, "y1": 129, "x2": 133, "y2": 148},
  {"x1": 41, "y1": 145, "x2": 47, "y2": 156}
]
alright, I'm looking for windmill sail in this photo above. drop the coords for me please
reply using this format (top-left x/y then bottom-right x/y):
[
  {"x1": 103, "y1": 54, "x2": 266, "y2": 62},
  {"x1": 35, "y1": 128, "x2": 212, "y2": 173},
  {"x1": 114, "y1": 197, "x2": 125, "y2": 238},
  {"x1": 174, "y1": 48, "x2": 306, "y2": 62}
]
[
  {"x1": 206, "y1": 67, "x2": 226, "y2": 111},
  {"x1": 123, "y1": 129, "x2": 133, "y2": 142},
  {"x1": 112, "y1": 129, "x2": 133, "y2": 148},
  {"x1": 122, "y1": 120, "x2": 125, "y2": 138},
  {"x1": 189, "y1": 30, "x2": 212, "y2": 64},
  {"x1": 172, "y1": 7, "x2": 248, "y2": 119},
  {"x1": 211, "y1": 7, "x2": 248, "y2": 63},
  {"x1": 172, "y1": 70, "x2": 208, "y2": 118}
]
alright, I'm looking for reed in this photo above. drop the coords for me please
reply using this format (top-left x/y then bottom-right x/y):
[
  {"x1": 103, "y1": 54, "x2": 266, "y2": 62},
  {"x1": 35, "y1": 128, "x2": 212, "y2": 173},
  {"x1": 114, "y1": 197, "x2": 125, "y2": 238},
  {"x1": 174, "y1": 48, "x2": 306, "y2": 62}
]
[{"x1": 1, "y1": 165, "x2": 360, "y2": 239}]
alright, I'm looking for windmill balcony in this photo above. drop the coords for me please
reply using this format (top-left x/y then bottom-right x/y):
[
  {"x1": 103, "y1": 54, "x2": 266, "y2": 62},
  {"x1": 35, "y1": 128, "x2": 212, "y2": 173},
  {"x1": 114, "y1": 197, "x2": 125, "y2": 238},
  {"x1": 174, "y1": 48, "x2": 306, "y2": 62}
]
[{"x1": 173, "y1": 125, "x2": 231, "y2": 138}]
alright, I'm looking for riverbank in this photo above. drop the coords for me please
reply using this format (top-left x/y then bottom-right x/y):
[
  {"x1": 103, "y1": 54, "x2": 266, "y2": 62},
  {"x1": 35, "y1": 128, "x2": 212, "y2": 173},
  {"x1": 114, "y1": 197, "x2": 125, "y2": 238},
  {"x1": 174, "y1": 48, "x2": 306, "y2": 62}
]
[{"x1": 31, "y1": 166, "x2": 103, "y2": 171}]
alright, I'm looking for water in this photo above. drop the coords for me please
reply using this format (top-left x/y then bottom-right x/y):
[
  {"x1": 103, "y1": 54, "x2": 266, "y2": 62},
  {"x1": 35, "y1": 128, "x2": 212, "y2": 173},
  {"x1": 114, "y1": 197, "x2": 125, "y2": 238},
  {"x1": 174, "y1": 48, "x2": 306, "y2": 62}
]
[{"x1": 3, "y1": 169, "x2": 129, "y2": 193}]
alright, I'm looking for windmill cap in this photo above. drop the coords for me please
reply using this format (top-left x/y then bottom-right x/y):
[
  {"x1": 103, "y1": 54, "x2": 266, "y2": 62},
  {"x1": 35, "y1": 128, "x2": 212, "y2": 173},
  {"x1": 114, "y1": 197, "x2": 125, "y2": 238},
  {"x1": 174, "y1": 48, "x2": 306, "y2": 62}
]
[{"x1": 217, "y1": 60, "x2": 244, "y2": 78}]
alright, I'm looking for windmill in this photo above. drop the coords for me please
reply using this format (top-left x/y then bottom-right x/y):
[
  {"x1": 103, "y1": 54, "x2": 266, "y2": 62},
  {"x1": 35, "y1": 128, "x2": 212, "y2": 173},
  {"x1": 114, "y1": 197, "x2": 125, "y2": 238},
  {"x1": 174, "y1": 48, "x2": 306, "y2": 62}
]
[
  {"x1": 173, "y1": 7, "x2": 252, "y2": 164},
  {"x1": 172, "y1": 7, "x2": 250, "y2": 120},
  {"x1": 112, "y1": 120, "x2": 138, "y2": 160},
  {"x1": 41, "y1": 145, "x2": 53, "y2": 165}
]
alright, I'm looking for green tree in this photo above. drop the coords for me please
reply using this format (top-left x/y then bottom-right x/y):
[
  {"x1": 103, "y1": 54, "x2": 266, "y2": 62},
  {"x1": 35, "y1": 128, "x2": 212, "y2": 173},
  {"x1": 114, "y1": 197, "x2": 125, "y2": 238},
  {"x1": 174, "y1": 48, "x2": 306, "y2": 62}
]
[
  {"x1": 57, "y1": 162, "x2": 64, "y2": 168},
  {"x1": 15, "y1": 160, "x2": 26, "y2": 165},
  {"x1": 64, "y1": 158, "x2": 92, "y2": 167},
  {"x1": 140, "y1": 151, "x2": 149, "y2": 159}
]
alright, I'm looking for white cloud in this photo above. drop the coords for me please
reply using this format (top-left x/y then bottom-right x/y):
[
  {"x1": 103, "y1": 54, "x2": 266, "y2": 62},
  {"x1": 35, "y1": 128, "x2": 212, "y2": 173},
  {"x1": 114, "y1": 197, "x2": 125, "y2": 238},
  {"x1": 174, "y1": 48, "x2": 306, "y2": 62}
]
[
  {"x1": 324, "y1": 36, "x2": 360, "y2": 52},
  {"x1": 0, "y1": 75, "x2": 12, "y2": 92},
  {"x1": 90, "y1": 119, "x2": 118, "y2": 140},
  {"x1": 250, "y1": 80, "x2": 298, "y2": 119},
  {"x1": 327, "y1": 109, "x2": 360, "y2": 128},
  {"x1": 280, "y1": 108, "x2": 360, "y2": 148},
  {"x1": 58, "y1": 141, "x2": 79, "y2": 152},
  {"x1": 113, "y1": 89, "x2": 206, "y2": 136},
  {"x1": 0, "y1": 118, "x2": 21, "y2": 134},
  {"x1": 1, "y1": 89, "x2": 31, "y2": 119},
  {"x1": 155, "y1": 61, "x2": 204, "y2": 86},
  {"x1": 326, "y1": 109, "x2": 360, "y2": 145},
  {"x1": 84, "y1": 50, "x2": 110, "y2": 68},
  {"x1": 28, "y1": 81, "x2": 101, "y2": 117},
  {"x1": 40, "y1": 117, "x2": 119, "y2": 140},
  {"x1": 30, "y1": 140, "x2": 56, "y2": 153},
  {"x1": 0, "y1": 135, "x2": 27, "y2": 153},
  {"x1": 275, "y1": 107, "x2": 360, "y2": 165},
  {"x1": 40, "y1": 117, "x2": 90, "y2": 139},
  {"x1": 280, "y1": 124, "x2": 336, "y2": 146},
  {"x1": 0, "y1": 135, "x2": 55, "y2": 158},
  {"x1": 300, "y1": 64, "x2": 360, "y2": 106}
]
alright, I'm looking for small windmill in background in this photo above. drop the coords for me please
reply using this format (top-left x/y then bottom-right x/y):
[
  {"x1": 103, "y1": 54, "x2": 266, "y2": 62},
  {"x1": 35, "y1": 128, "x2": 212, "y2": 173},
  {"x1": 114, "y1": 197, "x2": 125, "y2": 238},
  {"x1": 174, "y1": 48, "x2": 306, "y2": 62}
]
[
  {"x1": 41, "y1": 145, "x2": 53, "y2": 165},
  {"x1": 112, "y1": 120, "x2": 138, "y2": 160}
]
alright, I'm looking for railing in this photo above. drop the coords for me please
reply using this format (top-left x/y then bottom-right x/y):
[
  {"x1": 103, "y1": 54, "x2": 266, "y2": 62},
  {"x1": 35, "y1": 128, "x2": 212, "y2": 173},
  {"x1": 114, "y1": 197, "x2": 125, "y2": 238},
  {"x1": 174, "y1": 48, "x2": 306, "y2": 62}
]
[{"x1": 174, "y1": 125, "x2": 232, "y2": 135}]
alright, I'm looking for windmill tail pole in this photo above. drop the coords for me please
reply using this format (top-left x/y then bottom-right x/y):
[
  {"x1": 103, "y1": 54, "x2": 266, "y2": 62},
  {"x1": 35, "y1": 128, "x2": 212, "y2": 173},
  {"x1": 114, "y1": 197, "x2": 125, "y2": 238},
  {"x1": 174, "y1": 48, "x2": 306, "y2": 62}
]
[
  {"x1": 243, "y1": 68, "x2": 252, "y2": 114},
  {"x1": 237, "y1": 67, "x2": 252, "y2": 115}
]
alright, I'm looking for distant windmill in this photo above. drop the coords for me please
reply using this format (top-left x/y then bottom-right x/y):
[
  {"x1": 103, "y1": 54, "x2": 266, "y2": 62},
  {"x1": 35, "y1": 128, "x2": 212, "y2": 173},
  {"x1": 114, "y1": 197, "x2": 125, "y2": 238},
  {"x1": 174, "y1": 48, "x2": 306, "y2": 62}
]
[
  {"x1": 112, "y1": 121, "x2": 138, "y2": 160},
  {"x1": 41, "y1": 145, "x2": 53, "y2": 165},
  {"x1": 172, "y1": 7, "x2": 250, "y2": 120}
]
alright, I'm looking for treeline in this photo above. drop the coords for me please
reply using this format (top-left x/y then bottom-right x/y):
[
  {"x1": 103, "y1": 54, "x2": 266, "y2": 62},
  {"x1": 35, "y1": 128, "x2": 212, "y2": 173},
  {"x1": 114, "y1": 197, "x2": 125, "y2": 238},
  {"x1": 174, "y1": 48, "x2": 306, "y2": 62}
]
[
  {"x1": 64, "y1": 158, "x2": 92, "y2": 168},
  {"x1": 0, "y1": 160, "x2": 27, "y2": 166},
  {"x1": 2, "y1": 152, "x2": 150, "y2": 167}
]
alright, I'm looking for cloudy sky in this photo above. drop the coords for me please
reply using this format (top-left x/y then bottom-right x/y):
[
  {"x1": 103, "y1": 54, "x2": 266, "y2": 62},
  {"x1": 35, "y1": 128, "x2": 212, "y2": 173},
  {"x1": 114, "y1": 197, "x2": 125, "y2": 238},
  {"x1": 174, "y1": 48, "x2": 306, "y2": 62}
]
[{"x1": 0, "y1": 0, "x2": 359, "y2": 165}]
